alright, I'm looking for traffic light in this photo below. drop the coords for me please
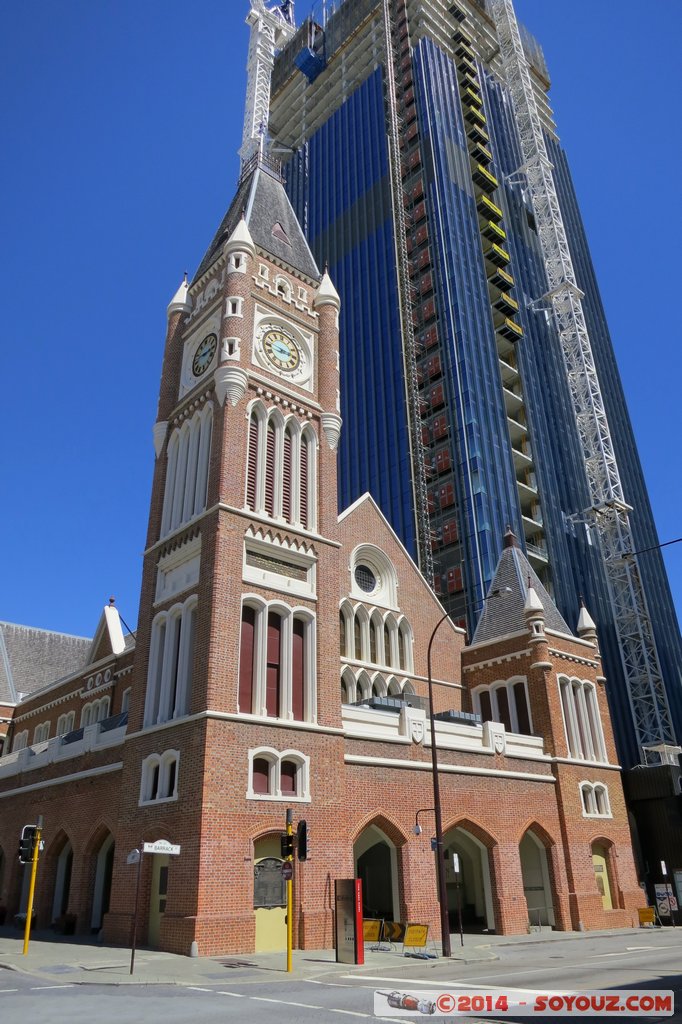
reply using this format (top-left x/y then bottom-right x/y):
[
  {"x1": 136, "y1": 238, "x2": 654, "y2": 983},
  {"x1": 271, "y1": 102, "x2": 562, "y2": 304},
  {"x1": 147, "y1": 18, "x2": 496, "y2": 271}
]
[
  {"x1": 280, "y1": 833, "x2": 294, "y2": 859},
  {"x1": 18, "y1": 825, "x2": 36, "y2": 864},
  {"x1": 296, "y1": 820, "x2": 308, "y2": 862}
]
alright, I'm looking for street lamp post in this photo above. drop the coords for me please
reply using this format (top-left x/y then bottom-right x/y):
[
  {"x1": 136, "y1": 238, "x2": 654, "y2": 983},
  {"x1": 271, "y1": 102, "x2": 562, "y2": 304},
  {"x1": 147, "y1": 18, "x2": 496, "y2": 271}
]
[{"x1": 427, "y1": 610, "x2": 453, "y2": 959}]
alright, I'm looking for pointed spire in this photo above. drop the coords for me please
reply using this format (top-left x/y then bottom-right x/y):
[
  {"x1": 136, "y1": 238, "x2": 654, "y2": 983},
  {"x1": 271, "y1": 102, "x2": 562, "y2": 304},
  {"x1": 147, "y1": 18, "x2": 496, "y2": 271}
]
[
  {"x1": 167, "y1": 273, "x2": 191, "y2": 318},
  {"x1": 503, "y1": 525, "x2": 519, "y2": 548},
  {"x1": 577, "y1": 598, "x2": 597, "y2": 637},
  {"x1": 523, "y1": 582, "x2": 544, "y2": 616},
  {"x1": 314, "y1": 267, "x2": 341, "y2": 310},
  {"x1": 224, "y1": 215, "x2": 255, "y2": 258}
]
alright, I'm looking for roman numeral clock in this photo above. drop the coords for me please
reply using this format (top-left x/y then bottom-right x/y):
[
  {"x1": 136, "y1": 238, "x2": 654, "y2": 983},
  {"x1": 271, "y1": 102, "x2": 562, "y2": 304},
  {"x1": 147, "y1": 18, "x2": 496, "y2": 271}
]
[{"x1": 254, "y1": 315, "x2": 313, "y2": 390}]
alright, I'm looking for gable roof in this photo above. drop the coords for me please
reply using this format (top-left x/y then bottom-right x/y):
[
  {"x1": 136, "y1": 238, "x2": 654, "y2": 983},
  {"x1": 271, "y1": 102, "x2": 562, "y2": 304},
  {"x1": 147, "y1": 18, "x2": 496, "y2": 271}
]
[
  {"x1": 471, "y1": 529, "x2": 572, "y2": 646},
  {"x1": 0, "y1": 622, "x2": 91, "y2": 704},
  {"x1": 192, "y1": 158, "x2": 319, "y2": 283}
]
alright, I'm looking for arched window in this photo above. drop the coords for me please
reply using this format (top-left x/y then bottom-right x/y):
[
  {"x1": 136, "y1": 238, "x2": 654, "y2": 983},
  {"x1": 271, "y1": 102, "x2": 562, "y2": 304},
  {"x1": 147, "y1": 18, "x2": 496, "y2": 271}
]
[
  {"x1": 473, "y1": 678, "x2": 533, "y2": 736},
  {"x1": 143, "y1": 597, "x2": 197, "y2": 728},
  {"x1": 580, "y1": 781, "x2": 611, "y2": 817},
  {"x1": 339, "y1": 610, "x2": 347, "y2": 657},
  {"x1": 354, "y1": 615, "x2": 362, "y2": 660},
  {"x1": 238, "y1": 600, "x2": 315, "y2": 722},
  {"x1": 559, "y1": 677, "x2": 607, "y2": 762},
  {"x1": 248, "y1": 747, "x2": 310, "y2": 800},
  {"x1": 244, "y1": 403, "x2": 317, "y2": 529},
  {"x1": 161, "y1": 404, "x2": 213, "y2": 538},
  {"x1": 252, "y1": 757, "x2": 272, "y2": 794},
  {"x1": 56, "y1": 712, "x2": 75, "y2": 737},
  {"x1": 12, "y1": 730, "x2": 28, "y2": 752},
  {"x1": 140, "y1": 750, "x2": 180, "y2": 804},
  {"x1": 33, "y1": 722, "x2": 50, "y2": 744}
]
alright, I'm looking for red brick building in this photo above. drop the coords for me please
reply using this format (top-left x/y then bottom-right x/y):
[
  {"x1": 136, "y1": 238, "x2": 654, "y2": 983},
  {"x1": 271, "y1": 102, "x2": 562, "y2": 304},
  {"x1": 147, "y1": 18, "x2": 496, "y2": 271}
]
[{"x1": 0, "y1": 158, "x2": 641, "y2": 953}]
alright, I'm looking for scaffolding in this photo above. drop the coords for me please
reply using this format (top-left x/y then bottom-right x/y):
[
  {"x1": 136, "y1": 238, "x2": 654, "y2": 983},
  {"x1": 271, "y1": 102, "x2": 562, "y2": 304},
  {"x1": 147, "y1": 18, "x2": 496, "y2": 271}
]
[
  {"x1": 382, "y1": 0, "x2": 435, "y2": 585},
  {"x1": 489, "y1": 0, "x2": 675, "y2": 756},
  {"x1": 241, "y1": 2, "x2": 296, "y2": 168}
]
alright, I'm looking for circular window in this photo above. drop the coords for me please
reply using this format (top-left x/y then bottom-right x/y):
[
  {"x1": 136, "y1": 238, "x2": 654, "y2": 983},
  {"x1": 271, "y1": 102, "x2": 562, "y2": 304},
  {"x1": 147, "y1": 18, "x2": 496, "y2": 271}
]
[{"x1": 354, "y1": 564, "x2": 377, "y2": 593}]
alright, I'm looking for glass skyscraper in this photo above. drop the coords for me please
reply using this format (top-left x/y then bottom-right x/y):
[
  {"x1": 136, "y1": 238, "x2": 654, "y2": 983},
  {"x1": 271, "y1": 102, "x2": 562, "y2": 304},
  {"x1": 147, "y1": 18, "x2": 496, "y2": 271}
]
[{"x1": 267, "y1": 0, "x2": 682, "y2": 769}]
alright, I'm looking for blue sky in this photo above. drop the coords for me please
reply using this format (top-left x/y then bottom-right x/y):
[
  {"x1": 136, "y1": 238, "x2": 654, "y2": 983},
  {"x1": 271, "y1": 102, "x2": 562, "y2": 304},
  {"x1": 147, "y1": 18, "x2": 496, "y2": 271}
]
[{"x1": 1, "y1": 0, "x2": 680, "y2": 640}]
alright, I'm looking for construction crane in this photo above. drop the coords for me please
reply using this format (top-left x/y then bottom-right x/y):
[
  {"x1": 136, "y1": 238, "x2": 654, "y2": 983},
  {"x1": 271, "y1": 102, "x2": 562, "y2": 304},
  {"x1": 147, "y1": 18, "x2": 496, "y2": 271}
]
[
  {"x1": 488, "y1": 0, "x2": 676, "y2": 758},
  {"x1": 241, "y1": 1, "x2": 296, "y2": 168}
]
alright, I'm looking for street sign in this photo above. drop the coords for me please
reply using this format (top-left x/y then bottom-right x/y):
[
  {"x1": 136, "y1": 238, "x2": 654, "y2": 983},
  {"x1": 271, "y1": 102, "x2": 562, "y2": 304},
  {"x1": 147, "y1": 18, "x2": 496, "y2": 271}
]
[
  {"x1": 143, "y1": 839, "x2": 180, "y2": 856},
  {"x1": 281, "y1": 861, "x2": 293, "y2": 881},
  {"x1": 127, "y1": 849, "x2": 141, "y2": 865}
]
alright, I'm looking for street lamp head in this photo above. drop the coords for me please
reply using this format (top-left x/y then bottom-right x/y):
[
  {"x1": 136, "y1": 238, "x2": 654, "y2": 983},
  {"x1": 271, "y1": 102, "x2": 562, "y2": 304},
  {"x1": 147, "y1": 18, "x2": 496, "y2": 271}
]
[{"x1": 413, "y1": 824, "x2": 422, "y2": 836}]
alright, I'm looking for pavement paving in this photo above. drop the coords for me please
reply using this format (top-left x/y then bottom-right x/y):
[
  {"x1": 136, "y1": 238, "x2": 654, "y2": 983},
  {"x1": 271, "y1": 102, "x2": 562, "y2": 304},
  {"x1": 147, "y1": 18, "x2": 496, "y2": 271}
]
[{"x1": 0, "y1": 924, "x2": 652, "y2": 988}]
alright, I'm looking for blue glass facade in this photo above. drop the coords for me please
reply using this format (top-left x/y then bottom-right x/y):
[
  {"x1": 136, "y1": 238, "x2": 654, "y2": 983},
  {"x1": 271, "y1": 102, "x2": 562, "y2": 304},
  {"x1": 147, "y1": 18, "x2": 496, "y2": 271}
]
[
  {"x1": 278, "y1": 13, "x2": 682, "y2": 767},
  {"x1": 285, "y1": 70, "x2": 418, "y2": 557}
]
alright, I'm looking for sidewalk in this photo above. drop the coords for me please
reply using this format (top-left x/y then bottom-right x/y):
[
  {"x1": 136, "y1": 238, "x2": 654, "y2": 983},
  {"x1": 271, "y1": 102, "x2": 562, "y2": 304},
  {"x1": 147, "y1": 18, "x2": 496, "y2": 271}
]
[{"x1": 0, "y1": 925, "x2": 649, "y2": 988}]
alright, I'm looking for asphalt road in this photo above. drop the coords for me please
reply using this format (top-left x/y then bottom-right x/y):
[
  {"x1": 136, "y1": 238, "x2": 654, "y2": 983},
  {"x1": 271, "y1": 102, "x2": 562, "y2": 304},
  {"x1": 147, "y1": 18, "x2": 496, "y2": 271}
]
[{"x1": 1, "y1": 930, "x2": 680, "y2": 1023}]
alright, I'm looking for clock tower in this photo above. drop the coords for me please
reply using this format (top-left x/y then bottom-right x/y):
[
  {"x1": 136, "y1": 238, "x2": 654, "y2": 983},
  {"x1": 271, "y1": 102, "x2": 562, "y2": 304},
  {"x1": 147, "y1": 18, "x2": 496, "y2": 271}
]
[{"x1": 110, "y1": 153, "x2": 345, "y2": 954}]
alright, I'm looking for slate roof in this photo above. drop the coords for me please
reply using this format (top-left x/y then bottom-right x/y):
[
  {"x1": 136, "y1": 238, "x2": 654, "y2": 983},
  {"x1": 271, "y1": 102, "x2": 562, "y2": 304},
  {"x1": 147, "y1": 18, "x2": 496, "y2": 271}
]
[
  {"x1": 192, "y1": 158, "x2": 320, "y2": 284},
  {"x1": 471, "y1": 530, "x2": 572, "y2": 646},
  {"x1": 0, "y1": 622, "x2": 91, "y2": 705}
]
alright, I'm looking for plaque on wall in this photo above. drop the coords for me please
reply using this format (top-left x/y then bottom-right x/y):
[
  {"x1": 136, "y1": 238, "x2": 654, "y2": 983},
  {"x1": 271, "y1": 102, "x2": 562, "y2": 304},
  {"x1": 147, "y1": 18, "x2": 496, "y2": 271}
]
[{"x1": 254, "y1": 857, "x2": 286, "y2": 908}]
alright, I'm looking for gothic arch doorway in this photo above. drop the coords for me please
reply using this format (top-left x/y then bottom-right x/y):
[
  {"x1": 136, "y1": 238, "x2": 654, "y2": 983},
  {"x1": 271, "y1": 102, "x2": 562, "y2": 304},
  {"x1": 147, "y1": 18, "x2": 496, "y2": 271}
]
[
  {"x1": 90, "y1": 833, "x2": 115, "y2": 933},
  {"x1": 253, "y1": 834, "x2": 287, "y2": 952},
  {"x1": 591, "y1": 841, "x2": 614, "y2": 910},
  {"x1": 354, "y1": 825, "x2": 399, "y2": 922},
  {"x1": 519, "y1": 830, "x2": 555, "y2": 928},
  {"x1": 444, "y1": 825, "x2": 495, "y2": 933},
  {"x1": 51, "y1": 841, "x2": 73, "y2": 924}
]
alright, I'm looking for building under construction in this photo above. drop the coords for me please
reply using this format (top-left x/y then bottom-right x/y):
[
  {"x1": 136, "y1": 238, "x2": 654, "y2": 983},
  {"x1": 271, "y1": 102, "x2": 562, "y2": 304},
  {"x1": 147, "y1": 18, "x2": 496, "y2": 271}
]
[{"x1": 248, "y1": 0, "x2": 682, "y2": 775}]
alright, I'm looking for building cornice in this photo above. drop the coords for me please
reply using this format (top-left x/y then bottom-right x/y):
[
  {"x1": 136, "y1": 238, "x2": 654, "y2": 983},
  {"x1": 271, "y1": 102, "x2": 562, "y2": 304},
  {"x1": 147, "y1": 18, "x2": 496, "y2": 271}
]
[
  {"x1": 344, "y1": 754, "x2": 554, "y2": 784},
  {"x1": 0, "y1": 761, "x2": 123, "y2": 800}
]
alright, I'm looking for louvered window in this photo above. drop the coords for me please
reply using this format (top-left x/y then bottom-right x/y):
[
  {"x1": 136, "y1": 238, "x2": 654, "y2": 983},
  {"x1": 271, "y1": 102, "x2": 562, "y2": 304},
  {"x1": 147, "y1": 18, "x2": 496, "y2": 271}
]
[
  {"x1": 264, "y1": 424, "x2": 276, "y2": 517},
  {"x1": 246, "y1": 415, "x2": 259, "y2": 511},
  {"x1": 282, "y1": 429, "x2": 293, "y2": 523},
  {"x1": 300, "y1": 433, "x2": 309, "y2": 528}
]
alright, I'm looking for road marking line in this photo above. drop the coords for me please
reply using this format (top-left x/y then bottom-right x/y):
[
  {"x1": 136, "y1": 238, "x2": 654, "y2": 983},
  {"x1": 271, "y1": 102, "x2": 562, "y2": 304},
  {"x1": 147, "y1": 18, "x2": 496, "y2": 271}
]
[
  {"x1": 281, "y1": 1002, "x2": 325, "y2": 1009},
  {"x1": 187, "y1": 987, "x2": 214, "y2": 992},
  {"x1": 217, "y1": 991, "x2": 246, "y2": 997},
  {"x1": 250, "y1": 996, "x2": 323, "y2": 1008},
  {"x1": 0, "y1": 989, "x2": 19, "y2": 993},
  {"x1": 30, "y1": 985, "x2": 75, "y2": 990},
  {"x1": 329, "y1": 1009, "x2": 372, "y2": 1017}
]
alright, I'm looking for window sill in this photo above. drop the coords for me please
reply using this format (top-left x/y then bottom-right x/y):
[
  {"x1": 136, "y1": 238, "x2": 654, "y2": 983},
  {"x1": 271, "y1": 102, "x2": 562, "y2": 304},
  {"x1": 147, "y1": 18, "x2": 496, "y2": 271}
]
[{"x1": 139, "y1": 794, "x2": 178, "y2": 807}]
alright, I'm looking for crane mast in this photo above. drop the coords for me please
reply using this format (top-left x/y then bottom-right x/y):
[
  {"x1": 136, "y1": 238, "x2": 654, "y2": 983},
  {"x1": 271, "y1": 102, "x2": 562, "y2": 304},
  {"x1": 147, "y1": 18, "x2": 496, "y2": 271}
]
[
  {"x1": 489, "y1": 0, "x2": 675, "y2": 757},
  {"x1": 241, "y1": 1, "x2": 295, "y2": 168}
]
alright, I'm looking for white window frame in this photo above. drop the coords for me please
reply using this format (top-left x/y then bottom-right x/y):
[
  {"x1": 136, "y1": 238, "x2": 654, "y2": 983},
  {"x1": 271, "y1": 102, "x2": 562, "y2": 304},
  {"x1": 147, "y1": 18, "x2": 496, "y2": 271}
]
[
  {"x1": 245, "y1": 401, "x2": 318, "y2": 531},
  {"x1": 81, "y1": 696, "x2": 110, "y2": 728},
  {"x1": 238, "y1": 598, "x2": 316, "y2": 723},
  {"x1": 13, "y1": 730, "x2": 28, "y2": 752},
  {"x1": 580, "y1": 780, "x2": 611, "y2": 818},
  {"x1": 161, "y1": 403, "x2": 213, "y2": 538},
  {"x1": 56, "y1": 711, "x2": 75, "y2": 737},
  {"x1": 558, "y1": 676, "x2": 607, "y2": 762},
  {"x1": 247, "y1": 746, "x2": 310, "y2": 802},
  {"x1": 472, "y1": 676, "x2": 533, "y2": 735},
  {"x1": 33, "y1": 721, "x2": 50, "y2": 744},
  {"x1": 139, "y1": 749, "x2": 180, "y2": 805},
  {"x1": 144, "y1": 596, "x2": 197, "y2": 728}
]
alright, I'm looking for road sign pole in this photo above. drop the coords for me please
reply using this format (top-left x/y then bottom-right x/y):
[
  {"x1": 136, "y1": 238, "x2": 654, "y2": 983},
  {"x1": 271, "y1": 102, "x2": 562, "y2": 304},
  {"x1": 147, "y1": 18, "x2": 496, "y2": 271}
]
[
  {"x1": 22, "y1": 816, "x2": 43, "y2": 956},
  {"x1": 130, "y1": 846, "x2": 144, "y2": 975},
  {"x1": 286, "y1": 808, "x2": 293, "y2": 973}
]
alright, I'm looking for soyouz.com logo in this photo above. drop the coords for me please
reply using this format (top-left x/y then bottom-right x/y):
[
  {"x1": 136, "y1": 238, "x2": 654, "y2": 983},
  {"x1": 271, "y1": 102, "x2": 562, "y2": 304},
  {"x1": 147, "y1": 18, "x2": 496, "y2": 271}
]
[{"x1": 374, "y1": 988, "x2": 674, "y2": 1016}]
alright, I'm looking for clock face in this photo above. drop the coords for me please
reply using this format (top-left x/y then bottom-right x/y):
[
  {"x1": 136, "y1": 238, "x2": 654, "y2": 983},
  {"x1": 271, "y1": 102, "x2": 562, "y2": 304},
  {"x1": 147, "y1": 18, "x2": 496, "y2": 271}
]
[
  {"x1": 262, "y1": 328, "x2": 301, "y2": 371},
  {"x1": 192, "y1": 332, "x2": 217, "y2": 377}
]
